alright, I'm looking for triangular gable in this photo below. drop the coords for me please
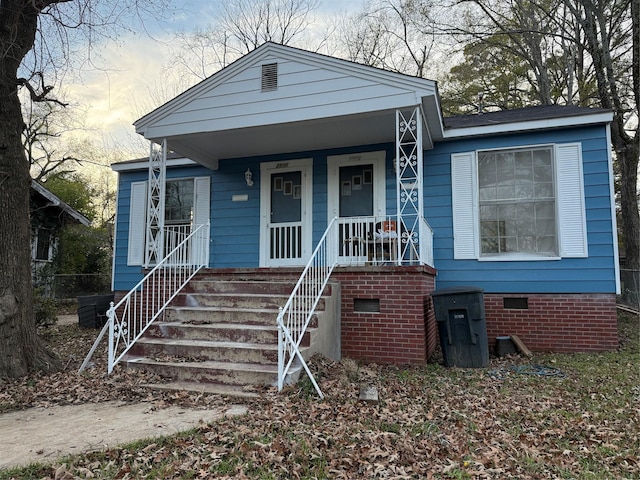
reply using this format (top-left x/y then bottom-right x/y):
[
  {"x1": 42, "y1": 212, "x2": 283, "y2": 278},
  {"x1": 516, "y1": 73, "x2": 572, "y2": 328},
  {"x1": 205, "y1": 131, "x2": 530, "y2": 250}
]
[
  {"x1": 31, "y1": 181, "x2": 91, "y2": 226},
  {"x1": 135, "y1": 42, "x2": 440, "y2": 141}
]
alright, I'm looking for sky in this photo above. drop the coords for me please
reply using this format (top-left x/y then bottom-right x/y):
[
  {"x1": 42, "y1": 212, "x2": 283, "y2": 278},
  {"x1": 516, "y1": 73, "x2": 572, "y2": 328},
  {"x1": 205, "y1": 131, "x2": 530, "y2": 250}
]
[{"x1": 61, "y1": 0, "x2": 361, "y2": 160}]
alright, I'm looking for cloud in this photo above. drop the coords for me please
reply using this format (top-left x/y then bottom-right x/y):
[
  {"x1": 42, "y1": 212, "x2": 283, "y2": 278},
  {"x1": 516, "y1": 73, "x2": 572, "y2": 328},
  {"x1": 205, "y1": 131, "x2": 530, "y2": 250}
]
[{"x1": 64, "y1": 33, "x2": 176, "y2": 154}]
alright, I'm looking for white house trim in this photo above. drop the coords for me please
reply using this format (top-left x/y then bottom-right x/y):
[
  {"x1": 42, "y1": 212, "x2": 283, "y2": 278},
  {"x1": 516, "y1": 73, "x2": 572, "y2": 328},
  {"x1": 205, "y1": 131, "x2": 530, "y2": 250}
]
[
  {"x1": 606, "y1": 124, "x2": 622, "y2": 295},
  {"x1": 259, "y1": 158, "x2": 313, "y2": 267},
  {"x1": 112, "y1": 157, "x2": 196, "y2": 172},
  {"x1": 326, "y1": 151, "x2": 386, "y2": 221},
  {"x1": 443, "y1": 112, "x2": 614, "y2": 139}
]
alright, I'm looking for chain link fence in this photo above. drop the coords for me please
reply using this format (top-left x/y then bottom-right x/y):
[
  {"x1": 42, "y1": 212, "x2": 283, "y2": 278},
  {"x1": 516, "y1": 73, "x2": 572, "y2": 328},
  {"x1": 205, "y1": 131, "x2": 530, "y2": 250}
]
[
  {"x1": 35, "y1": 273, "x2": 111, "y2": 300},
  {"x1": 619, "y1": 269, "x2": 639, "y2": 311}
]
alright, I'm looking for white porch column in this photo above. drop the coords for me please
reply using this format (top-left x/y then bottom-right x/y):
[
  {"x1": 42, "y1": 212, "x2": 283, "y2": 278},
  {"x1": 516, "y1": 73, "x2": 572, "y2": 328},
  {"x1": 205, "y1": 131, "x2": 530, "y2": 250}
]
[
  {"x1": 145, "y1": 139, "x2": 167, "y2": 266},
  {"x1": 396, "y1": 107, "x2": 424, "y2": 263}
]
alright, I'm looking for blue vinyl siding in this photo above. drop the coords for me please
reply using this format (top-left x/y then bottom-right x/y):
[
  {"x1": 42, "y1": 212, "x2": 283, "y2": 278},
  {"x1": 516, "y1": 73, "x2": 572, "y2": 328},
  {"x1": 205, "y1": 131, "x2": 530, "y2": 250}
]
[
  {"x1": 113, "y1": 126, "x2": 615, "y2": 295},
  {"x1": 424, "y1": 125, "x2": 617, "y2": 294},
  {"x1": 113, "y1": 165, "x2": 213, "y2": 291},
  {"x1": 211, "y1": 159, "x2": 260, "y2": 268}
]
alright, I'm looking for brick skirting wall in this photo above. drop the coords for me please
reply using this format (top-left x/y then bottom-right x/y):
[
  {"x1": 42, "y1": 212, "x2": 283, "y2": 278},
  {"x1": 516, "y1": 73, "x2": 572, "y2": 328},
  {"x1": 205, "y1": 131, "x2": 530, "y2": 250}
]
[
  {"x1": 332, "y1": 266, "x2": 437, "y2": 365},
  {"x1": 114, "y1": 269, "x2": 618, "y2": 365},
  {"x1": 484, "y1": 293, "x2": 619, "y2": 352}
]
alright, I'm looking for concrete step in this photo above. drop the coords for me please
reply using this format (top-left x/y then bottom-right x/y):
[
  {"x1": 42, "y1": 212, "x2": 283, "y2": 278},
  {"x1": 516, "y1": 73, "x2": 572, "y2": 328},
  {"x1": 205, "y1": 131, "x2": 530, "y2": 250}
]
[
  {"x1": 172, "y1": 292, "x2": 326, "y2": 311},
  {"x1": 143, "y1": 381, "x2": 262, "y2": 399},
  {"x1": 146, "y1": 321, "x2": 312, "y2": 346},
  {"x1": 185, "y1": 278, "x2": 334, "y2": 297},
  {"x1": 164, "y1": 306, "x2": 278, "y2": 325},
  {"x1": 146, "y1": 321, "x2": 280, "y2": 345},
  {"x1": 185, "y1": 280, "x2": 296, "y2": 296},
  {"x1": 164, "y1": 306, "x2": 319, "y2": 328},
  {"x1": 128, "y1": 338, "x2": 281, "y2": 364},
  {"x1": 126, "y1": 358, "x2": 288, "y2": 386}
]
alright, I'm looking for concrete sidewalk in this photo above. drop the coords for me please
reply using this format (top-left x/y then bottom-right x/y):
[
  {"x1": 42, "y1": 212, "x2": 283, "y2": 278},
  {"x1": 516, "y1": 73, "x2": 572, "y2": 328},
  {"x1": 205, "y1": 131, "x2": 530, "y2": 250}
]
[{"x1": 0, "y1": 401, "x2": 247, "y2": 470}]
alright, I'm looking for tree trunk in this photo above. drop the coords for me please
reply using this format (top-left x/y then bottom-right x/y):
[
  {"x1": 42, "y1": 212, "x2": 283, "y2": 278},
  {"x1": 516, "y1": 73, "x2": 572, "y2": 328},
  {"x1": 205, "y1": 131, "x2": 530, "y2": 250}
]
[
  {"x1": 0, "y1": 85, "x2": 60, "y2": 378},
  {"x1": 617, "y1": 138, "x2": 640, "y2": 270},
  {"x1": 0, "y1": 1, "x2": 61, "y2": 378}
]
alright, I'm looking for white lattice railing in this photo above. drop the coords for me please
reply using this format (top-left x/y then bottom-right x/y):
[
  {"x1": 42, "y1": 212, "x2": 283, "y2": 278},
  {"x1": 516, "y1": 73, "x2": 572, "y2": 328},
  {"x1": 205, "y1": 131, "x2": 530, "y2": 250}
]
[
  {"x1": 336, "y1": 215, "x2": 434, "y2": 267},
  {"x1": 277, "y1": 217, "x2": 338, "y2": 399},
  {"x1": 78, "y1": 223, "x2": 209, "y2": 374}
]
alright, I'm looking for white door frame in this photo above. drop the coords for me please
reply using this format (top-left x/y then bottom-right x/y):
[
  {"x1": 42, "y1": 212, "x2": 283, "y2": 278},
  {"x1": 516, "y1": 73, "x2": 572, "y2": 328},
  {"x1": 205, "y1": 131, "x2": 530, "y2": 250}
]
[
  {"x1": 327, "y1": 151, "x2": 386, "y2": 219},
  {"x1": 327, "y1": 151, "x2": 387, "y2": 264},
  {"x1": 260, "y1": 158, "x2": 313, "y2": 267}
]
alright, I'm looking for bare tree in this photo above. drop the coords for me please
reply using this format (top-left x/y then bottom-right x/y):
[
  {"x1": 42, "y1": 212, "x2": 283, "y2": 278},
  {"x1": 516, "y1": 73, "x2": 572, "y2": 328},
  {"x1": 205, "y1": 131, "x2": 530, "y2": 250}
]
[
  {"x1": 0, "y1": 0, "x2": 169, "y2": 379},
  {"x1": 335, "y1": 0, "x2": 445, "y2": 78},
  {"x1": 23, "y1": 96, "x2": 86, "y2": 181},
  {"x1": 450, "y1": 0, "x2": 638, "y2": 271},
  {"x1": 162, "y1": 0, "x2": 321, "y2": 97}
]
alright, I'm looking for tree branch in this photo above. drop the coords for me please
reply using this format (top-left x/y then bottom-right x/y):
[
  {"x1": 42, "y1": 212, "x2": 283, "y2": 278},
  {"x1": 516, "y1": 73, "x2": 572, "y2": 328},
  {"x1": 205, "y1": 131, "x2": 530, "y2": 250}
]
[{"x1": 16, "y1": 73, "x2": 68, "y2": 107}]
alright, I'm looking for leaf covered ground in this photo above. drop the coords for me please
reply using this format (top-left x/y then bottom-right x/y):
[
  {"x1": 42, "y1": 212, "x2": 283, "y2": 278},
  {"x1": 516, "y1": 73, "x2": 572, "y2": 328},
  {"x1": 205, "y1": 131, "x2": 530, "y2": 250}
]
[{"x1": 1, "y1": 313, "x2": 638, "y2": 479}]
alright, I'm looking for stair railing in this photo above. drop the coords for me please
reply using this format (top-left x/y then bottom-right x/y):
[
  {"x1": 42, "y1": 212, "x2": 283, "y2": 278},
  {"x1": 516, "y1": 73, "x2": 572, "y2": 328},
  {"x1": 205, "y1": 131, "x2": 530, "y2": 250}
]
[
  {"x1": 79, "y1": 222, "x2": 209, "y2": 374},
  {"x1": 277, "y1": 217, "x2": 338, "y2": 399}
]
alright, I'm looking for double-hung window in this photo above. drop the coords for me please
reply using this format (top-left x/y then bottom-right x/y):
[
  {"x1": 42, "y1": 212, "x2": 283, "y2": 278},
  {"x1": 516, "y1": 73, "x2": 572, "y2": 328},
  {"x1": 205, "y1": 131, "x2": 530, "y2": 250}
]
[
  {"x1": 478, "y1": 146, "x2": 556, "y2": 257},
  {"x1": 452, "y1": 143, "x2": 587, "y2": 261},
  {"x1": 127, "y1": 176, "x2": 210, "y2": 266}
]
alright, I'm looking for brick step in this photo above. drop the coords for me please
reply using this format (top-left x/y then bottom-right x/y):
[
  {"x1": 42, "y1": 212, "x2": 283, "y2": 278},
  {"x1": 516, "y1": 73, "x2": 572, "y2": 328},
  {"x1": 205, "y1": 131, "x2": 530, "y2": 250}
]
[
  {"x1": 173, "y1": 292, "x2": 327, "y2": 311},
  {"x1": 126, "y1": 358, "x2": 289, "y2": 386},
  {"x1": 164, "y1": 306, "x2": 319, "y2": 328},
  {"x1": 128, "y1": 338, "x2": 281, "y2": 364}
]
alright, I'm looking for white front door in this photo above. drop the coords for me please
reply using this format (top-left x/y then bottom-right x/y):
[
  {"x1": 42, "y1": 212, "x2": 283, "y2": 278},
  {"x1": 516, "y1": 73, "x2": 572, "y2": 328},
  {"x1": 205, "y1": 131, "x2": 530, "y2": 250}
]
[
  {"x1": 327, "y1": 151, "x2": 386, "y2": 264},
  {"x1": 260, "y1": 159, "x2": 313, "y2": 267}
]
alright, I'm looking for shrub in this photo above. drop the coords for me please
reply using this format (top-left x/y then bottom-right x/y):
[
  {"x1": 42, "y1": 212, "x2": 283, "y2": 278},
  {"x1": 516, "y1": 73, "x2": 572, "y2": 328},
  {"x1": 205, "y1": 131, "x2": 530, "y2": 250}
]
[{"x1": 34, "y1": 288, "x2": 58, "y2": 327}]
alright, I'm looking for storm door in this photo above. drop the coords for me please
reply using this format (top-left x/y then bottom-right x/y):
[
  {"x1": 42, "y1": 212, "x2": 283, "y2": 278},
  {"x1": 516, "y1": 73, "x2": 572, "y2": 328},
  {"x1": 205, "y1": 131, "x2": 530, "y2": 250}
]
[
  {"x1": 260, "y1": 159, "x2": 312, "y2": 267},
  {"x1": 327, "y1": 151, "x2": 386, "y2": 265}
]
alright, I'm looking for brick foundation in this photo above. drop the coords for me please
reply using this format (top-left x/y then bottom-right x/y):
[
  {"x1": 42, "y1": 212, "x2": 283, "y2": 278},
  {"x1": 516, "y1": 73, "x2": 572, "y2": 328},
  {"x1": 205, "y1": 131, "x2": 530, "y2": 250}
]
[
  {"x1": 484, "y1": 293, "x2": 619, "y2": 352},
  {"x1": 115, "y1": 269, "x2": 618, "y2": 366},
  {"x1": 332, "y1": 266, "x2": 437, "y2": 365}
]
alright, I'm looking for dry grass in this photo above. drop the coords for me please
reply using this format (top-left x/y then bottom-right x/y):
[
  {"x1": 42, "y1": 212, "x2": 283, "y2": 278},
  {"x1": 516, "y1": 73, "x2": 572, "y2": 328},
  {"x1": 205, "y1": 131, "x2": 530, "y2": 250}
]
[{"x1": 1, "y1": 312, "x2": 638, "y2": 479}]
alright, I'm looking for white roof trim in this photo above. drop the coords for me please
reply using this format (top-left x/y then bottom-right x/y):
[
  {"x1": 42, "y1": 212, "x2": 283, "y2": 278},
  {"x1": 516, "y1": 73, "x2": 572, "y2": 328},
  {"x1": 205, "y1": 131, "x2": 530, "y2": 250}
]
[
  {"x1": 111, "y1": 157, "x2": 197, "y2": 172},
  {"x1": 443, "y1": 111, "x2": 613, "y2": 139}
]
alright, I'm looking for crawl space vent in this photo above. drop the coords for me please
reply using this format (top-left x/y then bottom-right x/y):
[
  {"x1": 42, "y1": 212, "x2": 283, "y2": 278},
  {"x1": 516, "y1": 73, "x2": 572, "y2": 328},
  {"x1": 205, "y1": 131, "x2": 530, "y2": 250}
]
[
  {"x1": 261, "y1": 63, "x2": 278, "y2": 91},
  {"x1": 354, "y1": 298, "x2": 380, "y2": 313},
  {"x1": 503, "y1": 297, "x2": 528, "y2": 309}
]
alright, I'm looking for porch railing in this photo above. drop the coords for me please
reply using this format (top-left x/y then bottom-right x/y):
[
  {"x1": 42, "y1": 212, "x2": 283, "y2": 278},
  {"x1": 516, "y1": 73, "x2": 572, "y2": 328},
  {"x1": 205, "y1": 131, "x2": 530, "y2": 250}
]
[
  {"x1": 277, "y1": 217, "x2": 338, "y2": 399},
  {"x1": 337, "y1": 215, "x2": 434, "y2": 267},
  {"x1": 78, "y1": 222, "x2": 209, "y2": 374},
  {"x1": 419, "y1": 216, "x2": 434, "y2": 267}
]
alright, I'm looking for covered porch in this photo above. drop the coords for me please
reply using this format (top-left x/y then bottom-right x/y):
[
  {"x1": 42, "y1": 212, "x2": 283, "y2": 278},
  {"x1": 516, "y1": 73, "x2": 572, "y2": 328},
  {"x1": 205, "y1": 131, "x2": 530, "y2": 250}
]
[{"x1": 138, "y1": 105, "x2": 436, "y2": 272}]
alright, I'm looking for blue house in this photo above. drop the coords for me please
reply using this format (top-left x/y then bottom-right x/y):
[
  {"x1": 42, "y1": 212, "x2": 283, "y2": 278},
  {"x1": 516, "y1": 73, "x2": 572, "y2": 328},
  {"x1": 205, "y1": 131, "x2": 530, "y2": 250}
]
[{"x1": 107, "y1": 43, "x2": 619, "y2": 395}]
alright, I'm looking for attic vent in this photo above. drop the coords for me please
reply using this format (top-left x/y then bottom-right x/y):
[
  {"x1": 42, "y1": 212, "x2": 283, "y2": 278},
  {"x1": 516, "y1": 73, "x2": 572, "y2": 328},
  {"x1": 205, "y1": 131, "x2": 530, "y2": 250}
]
[{"x1": 261, "y1": 63, "x2": 278, "y2": 91}]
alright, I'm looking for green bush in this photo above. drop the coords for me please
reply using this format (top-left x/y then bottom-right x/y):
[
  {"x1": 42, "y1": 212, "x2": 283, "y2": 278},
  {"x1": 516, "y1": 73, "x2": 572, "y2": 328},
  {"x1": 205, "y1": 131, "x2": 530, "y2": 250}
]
[{"x1": 34, "y1": 288, "x2": 58, "y2": 327}]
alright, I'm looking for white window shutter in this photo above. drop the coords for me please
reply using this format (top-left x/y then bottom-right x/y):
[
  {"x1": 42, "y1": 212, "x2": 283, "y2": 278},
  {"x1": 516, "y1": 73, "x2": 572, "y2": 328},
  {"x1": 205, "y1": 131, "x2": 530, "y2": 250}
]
[
  {"x1": 451, "y1": 152, "x2": 478, "y2": 259},
  {"x1": 556, "y1": 143, "x2": 588, "y2": 257},
  {"x1": 127, "y1": 181, "x2": 147, "y2": 265},
  {"x1": 193, "y1": 176, "x2": 210, "y2": 228}
]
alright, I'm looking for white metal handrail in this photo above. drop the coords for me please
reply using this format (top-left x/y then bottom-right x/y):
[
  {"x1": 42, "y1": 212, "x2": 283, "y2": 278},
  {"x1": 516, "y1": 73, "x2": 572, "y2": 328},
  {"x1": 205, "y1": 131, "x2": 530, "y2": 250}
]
[
  {"x1": 79, "y1": 222, "x2": 209, "y2": 374},
  {"x1": 277, "y1": 217, "x2": 338, "y2": 399}
]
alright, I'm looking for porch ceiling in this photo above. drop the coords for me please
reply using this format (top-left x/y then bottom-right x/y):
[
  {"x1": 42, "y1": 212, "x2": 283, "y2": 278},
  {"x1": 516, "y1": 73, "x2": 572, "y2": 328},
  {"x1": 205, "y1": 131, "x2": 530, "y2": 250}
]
[{"x1": 159, "y1": 106, "x2": 439, "y2": 170}]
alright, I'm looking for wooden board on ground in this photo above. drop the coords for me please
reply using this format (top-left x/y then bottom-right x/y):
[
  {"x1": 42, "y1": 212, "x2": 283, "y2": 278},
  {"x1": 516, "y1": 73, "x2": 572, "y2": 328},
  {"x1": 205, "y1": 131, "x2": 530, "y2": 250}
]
[{"x1": 510, "y1": 334, "x2": 533, "y2": 358}]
